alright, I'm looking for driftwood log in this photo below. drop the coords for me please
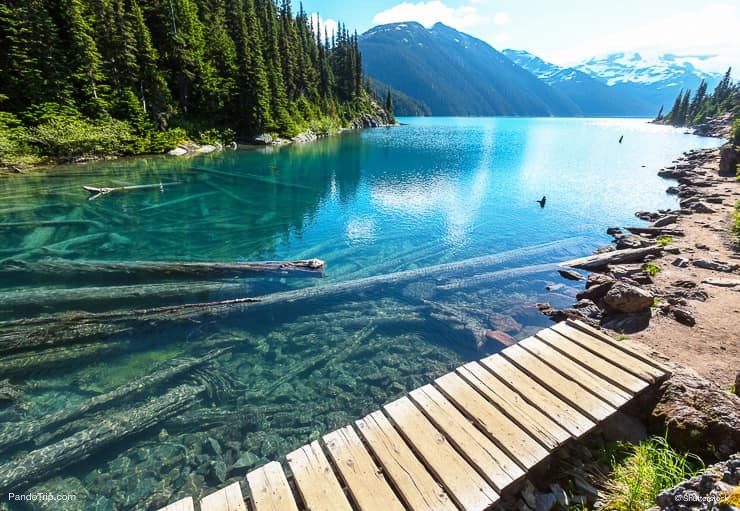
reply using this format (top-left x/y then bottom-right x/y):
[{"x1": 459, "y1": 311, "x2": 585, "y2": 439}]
[
  {"x1": 0, "y1": 238, "x2": 584, "y2": 355},
  {"x1": 0, "y1": 383, "x2": 204, "y2": 492},
  {"x1": 560, "y1": 245, "x2": 664, "y2": 271},
  {"x1": 83, "y1": 182, "x2": 181, "y2": 201},
  {"x1": 624, "y1": 226, "x2": 684, "y2": 237},
  {"x1": 0, "y1": 258, "x2": 325, "y2": 283},
  {"x1": 0, "y1": 348, "x2": 228, "y2": 452}
]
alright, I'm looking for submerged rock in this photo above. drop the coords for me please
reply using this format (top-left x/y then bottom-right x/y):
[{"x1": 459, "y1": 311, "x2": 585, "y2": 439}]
[{"x1": 558, "y1": 269, "x2": 585, "y2": 281}]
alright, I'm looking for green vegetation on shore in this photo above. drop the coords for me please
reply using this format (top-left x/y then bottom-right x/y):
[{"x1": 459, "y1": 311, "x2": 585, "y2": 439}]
[
  {"x1": 657, "y1": 68, "x2": 739, "y2": 127},
  {"x1": 0, "y1": 0, "x2": 381, "y2": 167},
  {"x1": 602, "y1": 436, "x2": 704, "y2": 511}
]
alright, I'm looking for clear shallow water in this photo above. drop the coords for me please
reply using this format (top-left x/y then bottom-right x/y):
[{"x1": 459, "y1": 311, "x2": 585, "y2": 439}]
[{"x1": 0, "y1": 118, "x2": 722, "y2": 510}]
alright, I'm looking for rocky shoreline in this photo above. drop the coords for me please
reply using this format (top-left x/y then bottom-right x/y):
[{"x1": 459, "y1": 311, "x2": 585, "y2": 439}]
[
  {"x1": 538, "y1": 143, "x2": 739, "y2": 389},
  {"x1": 167, "y1": 99, "x2": 395, "y2": 157},
  {"x1": 511, "y1": 131, "x2": 740, "y2": 511}
]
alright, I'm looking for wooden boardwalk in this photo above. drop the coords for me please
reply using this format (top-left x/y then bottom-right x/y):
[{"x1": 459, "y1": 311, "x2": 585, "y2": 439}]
[{"x1": 159, "y1": 320, "x2": 670, "y2": 511}]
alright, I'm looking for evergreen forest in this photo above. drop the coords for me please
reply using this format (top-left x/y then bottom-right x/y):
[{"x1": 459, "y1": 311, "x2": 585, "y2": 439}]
[
  {"x1": 0, "y1": 0, "x2": 378, "y2": 166},
  {"x1": 658, "y1": 67, "x2": 740, "y2": 144}
]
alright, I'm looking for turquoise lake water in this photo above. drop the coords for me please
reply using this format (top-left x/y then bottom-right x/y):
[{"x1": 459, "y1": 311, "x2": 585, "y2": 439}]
[{"x1": 0, "y1": 117, "x2": 722, "y2": 509}]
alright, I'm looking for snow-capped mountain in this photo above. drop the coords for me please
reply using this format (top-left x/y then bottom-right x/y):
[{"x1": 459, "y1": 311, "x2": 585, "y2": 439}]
[
  {"x1": 503, "y1": 49, "x2": 656, "y2": 116},
  {"x1": 574, "y1": 52, "x2": 723, "y2": 111}
]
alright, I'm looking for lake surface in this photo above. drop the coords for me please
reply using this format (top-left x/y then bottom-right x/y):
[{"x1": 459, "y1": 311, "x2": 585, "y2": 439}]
[{"x1": 0, "y1": 117, "x2": 722, "y2": 510}]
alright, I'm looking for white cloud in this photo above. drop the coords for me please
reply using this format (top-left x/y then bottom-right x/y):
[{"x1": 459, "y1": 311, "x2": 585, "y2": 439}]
[
  {"x1": 309, "y1": 13, "x2": 338, "y2": 39},
  {"x1": 372, "y1": 1, "x2": 507, "y2": 31},
  {"x1": 545, "y1": 4, "x2": 740, "y2": 73},
  {"x1": 492, "y1": 12, "x2": 510, "y2": 25}
]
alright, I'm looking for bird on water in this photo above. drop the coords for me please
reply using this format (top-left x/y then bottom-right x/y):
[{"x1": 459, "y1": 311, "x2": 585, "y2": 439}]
[{"x1": 536, "y1": 196, "x2": 547, "y2": 208}]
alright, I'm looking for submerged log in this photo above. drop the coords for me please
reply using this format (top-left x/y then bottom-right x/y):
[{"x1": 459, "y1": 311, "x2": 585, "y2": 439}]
[
  {"x1": 0, "y1": 281, "x2": 250, "y2": 312},
  {"x1": 0, "y1": 220, "x2": 104, "y2": 230},
  {"x1": 0, "y1": 383, "x2": 204, "y2": 492},
  {"x1": 560, "y1": 245, "x2": 664, "y2": 271},
  {"x1": 0, "y1": 342, "x2": 127, "y2": 377},
  {"x1": 0, "y1": 258, "x2": 326, "y2": 282},
  {"x1": 0, "y1": 348, "x2": 228, "y2": 452},
  {"x1": 83, "y1": 182, "x2": 181, "y2": 201},
  {"x1": 0, "y1": 238, "x2": 584, "y2": 354}
]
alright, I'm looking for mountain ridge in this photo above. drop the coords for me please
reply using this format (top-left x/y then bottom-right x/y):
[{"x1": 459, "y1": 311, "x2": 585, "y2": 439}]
[
  {"x1": 359, "y1": 22, "x2": 581, "y2": 117},
  {"x1": 503, "y1": 49, "x2": 657, "y2": 116}
]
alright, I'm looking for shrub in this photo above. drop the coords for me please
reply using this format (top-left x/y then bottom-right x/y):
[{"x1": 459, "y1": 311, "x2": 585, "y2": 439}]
[
  {"x1": 28, "y1": 116, "x2": 136, "y2": 160},
  {"x1": 643, "y1": 263, "x2": 661, "y2": 277},
  {"x1": 733, "y1": 201, "x2": 740, "y2": 245},
  {"x1": 602, "y1": 436, "x2": 704, "y2": 511},
  {"x1": 656, "y1": 236, "x2": 674, "y2": 246}
]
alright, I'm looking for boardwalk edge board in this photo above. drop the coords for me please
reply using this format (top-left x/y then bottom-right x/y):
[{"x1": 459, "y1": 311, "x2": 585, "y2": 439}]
[{"x1": 158, "y1": 323, "x2": 668, "y2": 511}]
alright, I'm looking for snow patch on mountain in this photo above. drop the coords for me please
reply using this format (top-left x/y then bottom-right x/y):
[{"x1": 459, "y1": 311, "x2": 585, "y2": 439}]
[{"x1": 575, "y1": 52, "x2": 721, "y2": 87}]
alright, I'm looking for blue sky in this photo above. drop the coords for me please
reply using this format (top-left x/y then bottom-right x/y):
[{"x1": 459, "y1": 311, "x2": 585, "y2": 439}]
[{"x1": 299, "y1": 0, "x2": 739, "y2": 73}]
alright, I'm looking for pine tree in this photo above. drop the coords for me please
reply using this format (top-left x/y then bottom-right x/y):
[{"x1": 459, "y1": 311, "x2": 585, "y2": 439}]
[
  {"x1": 655, "y1": 105, "x2": 664, "y2": 121},
  {"x1": 385, "y1": 89, "x2": 394, "y2": 123},
  {"x1": 677, "y1": 89, "x2": 691, "y2": 126}
]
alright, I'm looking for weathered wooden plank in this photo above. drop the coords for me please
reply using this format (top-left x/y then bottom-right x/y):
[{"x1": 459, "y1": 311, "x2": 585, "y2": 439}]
[
  {"x1": 501, "y1": 344, "x2": 617, "y2": 422},
  {"x1": 356, "y1": 411, "x2": 456, "y2": 511},
  {"x1": 410, "y1": 384, "x2": 523, "y2": 491},
  {"x1": 200, "y1": 482, "x2": 248, "y2": 511},
  {"x1": 158, "y1": 497, "x2": 194, "y2": 511},
  {"x1": 456, "y1": 362, "x2": 570, "y2": 450},
  {"x1": 518, "y1": 336, "x2": 633, "y2": 408},
  {"x1": 433, "y1": 373, "x2": 548, "y2": 470},
  {"x1": 384, "y1": 397, "x2": 499, "y2": 511},
  {"x1": 479, "y1": 355, "x2": 596, "y2": 438},
  {"x1": 551, "y1": 322, "x2": 668, "y2": 383},
  {"x1": 323, "y1": 426, "x2": 405, "y2": 511},
  {"x1": 286, "y1": 441, "x2": 352, "y2": 511},
  {"x1": 564, "y1": 320, "x2": 671, "y2": 375},
  {"x1": 246, "y1": 462, "x2": 299, "y2": 511},
  {"x1": 535, "y1": 329, "x2": 650, "y2": 394}
]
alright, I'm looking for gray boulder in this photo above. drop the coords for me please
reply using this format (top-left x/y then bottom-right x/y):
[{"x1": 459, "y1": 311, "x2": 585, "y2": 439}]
[
  {"x1": 651, "y1": 367, "x2": 740, "y2": 460},
  {"x1": 694, "y1": 259, "x2": 739, "y2": 273},
  {"x1": 603, "y1": 282, "x2": 654, "y2": 313}
]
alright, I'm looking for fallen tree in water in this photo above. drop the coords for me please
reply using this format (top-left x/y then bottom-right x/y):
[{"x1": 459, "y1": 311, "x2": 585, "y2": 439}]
[
  {"x1": 0, "y1": 238, "x2": 584, "y2": 356},
  {"x1": 0, "y1": 383, "x2": 204, "y2": 492},
  {"x1": 0, "y1": 348, "x2": 228, "y2": 453},
  {"x1": 0, "y1": 258, "x2": 326, "y2": 283},
  {"x1": 83, "y1": 182, "x2": 182, "y2": 201}
]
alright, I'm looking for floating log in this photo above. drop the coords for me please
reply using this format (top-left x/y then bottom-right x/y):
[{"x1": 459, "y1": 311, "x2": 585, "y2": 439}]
[
  {"x1": 560, "y1": 245, "x2": 664, "y2": 271},
  {"x1": 0, "y1": 383, "x2": 204, "y2": 492},
  {"x1": 0, "y1": 258, "x2": 326, "y2": 282},
  {"x1": 0, "y1": 238, "x2": 584, "y2": 354},
  {"x1": 624, "y1": 227, "x2": 684, "y2": 237},
  {"x1": 83, "y1": 182, "x2": 181, "y2": 201},
  {"x1": 0, "y1": 348, "x2": 228, "y2": 452}
]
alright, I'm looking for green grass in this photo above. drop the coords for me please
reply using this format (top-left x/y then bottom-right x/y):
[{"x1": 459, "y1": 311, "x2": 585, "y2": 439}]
[
  {"x1": 643, "y1": 263, "x2": 661, "y2": 278},
  {"x1": 733, "y1": 201, "x2": 740, "y2": 245},
  {"x1": 602, "y1": 436, "x2": 704, "y2": 511},
  {"x1": 656, "y1": 236, "x2": 674, "y2": 247}
]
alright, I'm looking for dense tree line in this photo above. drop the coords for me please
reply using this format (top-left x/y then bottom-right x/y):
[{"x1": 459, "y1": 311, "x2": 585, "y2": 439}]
[
  {"x1": 0, "y1": 0, "x2": 374, "y2": 165},
  {"x1": 657, "y1": 68, "x2": 739, "y2": 131}
]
